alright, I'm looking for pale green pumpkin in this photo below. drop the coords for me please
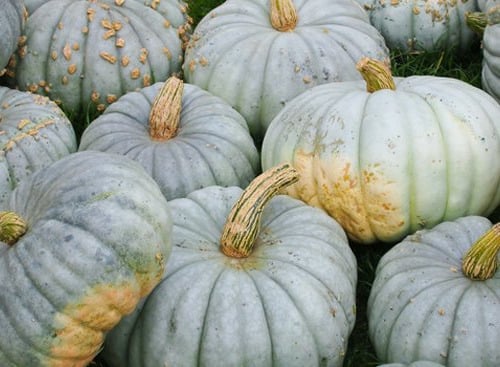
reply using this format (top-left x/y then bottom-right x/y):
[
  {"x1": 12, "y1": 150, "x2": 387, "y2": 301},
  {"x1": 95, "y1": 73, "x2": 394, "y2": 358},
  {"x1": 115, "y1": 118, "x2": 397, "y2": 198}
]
[
  {"x1": 368, "y1": 216, "x2": 500, "y2": 366},
  {"x1": 13, "y1": 0, "x2": 187, "y2": 119},
  {"x1": 101, "y1": 164, "x2": 358, "y2": 367},
  {"x1": 183, "y1": 0, "x2": 389, "y2": 142},
  {"x1": 355, "y1": 0, "x2": 479, "y2": 53},
  {"x1": 79, "y1": 77, "x2": 260, "y2": 200},
  {"x1": 0, "y1": 86, "x2": 77, "y2": 209},
  {"x1": 0, "y1": 150, "x2": 172, "y2": 367},
  {"x1": 261, "y1": 58, "x2": 500, "y2": 244}
]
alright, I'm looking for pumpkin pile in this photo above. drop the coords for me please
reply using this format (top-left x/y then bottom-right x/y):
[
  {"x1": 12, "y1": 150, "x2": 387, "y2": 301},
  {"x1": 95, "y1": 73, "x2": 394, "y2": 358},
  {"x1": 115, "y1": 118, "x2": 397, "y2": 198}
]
[{"x1": 0, "y1": 0, "x2": 499, "y2": 366}]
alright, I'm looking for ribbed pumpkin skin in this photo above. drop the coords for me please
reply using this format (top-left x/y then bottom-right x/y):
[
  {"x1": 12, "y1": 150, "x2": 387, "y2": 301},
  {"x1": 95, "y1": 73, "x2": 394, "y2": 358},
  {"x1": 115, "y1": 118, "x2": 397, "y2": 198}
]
[
  {"x1": 482, "y1": 5, "x2": 500, "y2": 102},
  {"x1": 0, "y1": 0, "x2": 25, "y2": 71},
  {"x1": 0, "y1": 151, "x2": 172, "y2": 367},
  {"x1": 261, "y1": 76, "x2": 500, "y2": 244},
  {"x1": 0, "y1": 86, "x2": 77, "y2": 209},
  {"x1": 183, "y1": 0, "x2": 389, "y2": 141},
  {"x1": 101, "y1": 186, "x2": 358, "y2": 367},
  {"x1": 13, "y1": 0, "x2": 185, "y2": 118},
  {"x1": 367, "y1": 216, "x2": 500, "y2": 366},
  {"x1": 356, "y1": 0, "x2": 478, "y2": 53},
  {"x1": 79, "y1": 82, "x2": 260, "y2": 200}
]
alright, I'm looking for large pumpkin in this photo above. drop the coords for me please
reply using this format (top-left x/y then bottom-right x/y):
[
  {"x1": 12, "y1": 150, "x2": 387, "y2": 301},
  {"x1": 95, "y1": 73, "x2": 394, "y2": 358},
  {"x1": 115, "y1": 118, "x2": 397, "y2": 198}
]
[
  {"x1": 355, "y1": 0, "x2": 478, "y2": 53},
  {"x1": 183, "y1": 0, "x2": 389, "y2": 142},
  {"x1": 0, "y1": 0, "x2": 26, "y2": 73},
  {"x1": 367, "y1": 216, "x2": 500, "y2": 366},
  {"x1": 100, "y1": 164, "x2": 358, "y2": 367},
  {"x1": 79, "y1": 76, "x2": 260, "y2": 200},
  {"x1": 261, "y1": 58, "x2": 500, "y2": 244},
  {"x1": 12, "y1": 0, "x2": 188, "y2": 120},
  {"x1": 0, "y1": 150, "x2": 172, "y2": 366},
  {"x1": 0, "y1": 86, "x2": 77, "y2": 209}
]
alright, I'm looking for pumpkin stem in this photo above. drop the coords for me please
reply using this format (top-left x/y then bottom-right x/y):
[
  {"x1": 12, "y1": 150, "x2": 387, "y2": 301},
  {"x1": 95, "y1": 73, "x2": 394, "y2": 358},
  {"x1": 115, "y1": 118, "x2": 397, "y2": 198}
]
[
  {"x1": 270, "y1": 0, "x2": 298, "y2": 32},
  {"x1": 220, "y1": 163, "x2": 299, "y2": 258},
  {"x1": 0, "y1": 211, "x2": 27, "y2": 245},
  {"x1": 466, "y1": 11, "x2": 487, "y2": 37},
  {"x1": 149, "y1": 76, "x2": 184, "y2": 141},
  {"x1": 462, "y1": 223, "x2": 500, "y2": 280},
  {"x1": 356, "y1": 57, "x2": 396, "y2": 93}
]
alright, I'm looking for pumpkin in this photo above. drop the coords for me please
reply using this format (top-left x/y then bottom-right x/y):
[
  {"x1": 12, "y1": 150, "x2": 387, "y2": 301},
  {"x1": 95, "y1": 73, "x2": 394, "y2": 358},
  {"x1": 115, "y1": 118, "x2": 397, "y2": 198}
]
[
  {"x1": 79, "y1": 76, "x2": 260, "y2": 200},
  {"x1": 12, "y1": 0, "x2": 187, "y2": 121},
  {"x1": 0, "y1": 86, "x2": 77, "y2": 209},
  {"x1": 261, "y1": 57, "x2": 500, "y2": 244},
  {"x1": 367, "y1": 216, "x2": 500, "y2": 366},
  {"x1": 0, "y1": 0, "x2": 26, "y2": 73},
  {"x1": 100, "y1": 163, "x2": 358, "y2": 367},
  {"x1": 0, "y1": 150, "x2": 172, "y2": 366},
  {"x1": 378, "y1": 362, "x2": 445, "y2": 367},
  {"x1": 466, "y1": 3, "x2": 500, "y2": 103},
  {"x1": 183, "y1": 0, "x2": 389, "y2": 142},
  {"x1": 355, "y1": 0, "x2": 479, "y2": 53},
  {"x1": 22, "y1": 0, "x2": 192, "y2": 43}
]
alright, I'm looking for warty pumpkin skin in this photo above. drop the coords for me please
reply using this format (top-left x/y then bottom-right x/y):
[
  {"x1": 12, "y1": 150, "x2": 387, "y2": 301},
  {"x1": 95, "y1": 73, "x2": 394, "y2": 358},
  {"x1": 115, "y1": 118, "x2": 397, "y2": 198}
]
[
  {"x1": 183, "y1": 0, "x2": 390, "y2": 142},
  {"x1": 0, "y1": 150, "x2": 173, "y2": 367},
  {"x1": 367, "y1": 216, "x2": 500, "y2": 366},
  {"x1": 0, "y1": 86, "x2": 77, "y2": 209},
  {"x1": 355, "y1": 0, "x2": 478, "y2": 53},
  {"x1": 261, "y1": 58, "x2": 500, "y2": 244},
  {"x1": 100, "y1": 164, "x2": 358, "y2": 367},
  {"x1": 12, "y1": 0, "x2": 186, "y2": 120},
  {"x1": 0, "y1": 0, "x2": 26, "y2": 73},
  {"x1": 79, "y1": 78, "x2": 260, "y2": 200}
]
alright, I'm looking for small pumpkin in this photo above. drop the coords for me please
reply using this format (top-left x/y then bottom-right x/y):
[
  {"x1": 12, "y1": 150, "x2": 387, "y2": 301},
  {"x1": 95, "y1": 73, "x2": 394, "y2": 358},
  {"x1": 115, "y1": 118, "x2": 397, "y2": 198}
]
[
  {"x1": 367, "y1": 216, "x2": 500, "y2": 366},
  {"x1": 100, "y1": 163, "x2": 358, "y2": 367},
  {"x1": 261, "y1": 57, "x2": 500, "y2": 244},
  {"x1": 12, "y1": 0, "x2": 187, "y2": 121},
  {"x1": 355, "y1": 0, "x2": 479, "y2": 53},
  {"x1": 0, "y1": 150, "x2": 172, "y2": 366},
  {"x1": 183, "y1": 0, "x2": 389, "y2": 142},
  {"x1": 466, "y1": 3, "x2": 500, "y2": 103},
  {"x1": 79, "y1": 76, "x2": 260, "y2": 200},
  {"x1": 0, "y1": 86, "x2": 77, "y2": 209},
  {"x1": 0, "y1": 0, "x2": 26, "y2": 73}
]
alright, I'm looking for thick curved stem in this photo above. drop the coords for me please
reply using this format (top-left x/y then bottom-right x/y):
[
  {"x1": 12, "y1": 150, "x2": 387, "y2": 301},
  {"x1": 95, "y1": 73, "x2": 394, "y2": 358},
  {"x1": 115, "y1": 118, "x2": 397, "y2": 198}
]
[
  {"x1": 0, "y1": 211, "x2": 27, "y2": 245},
  {"x1": 270, "y1": 0, "x2": 298, "y2": 32},
  {"x1": 462, "y1": 223, "x2": 500, "y2": 280},
  {"x1": 149, "y1": 76, "x2": 184, "y2": 141},
  {"x1": 356, "y1": 57, "x2": 396, "y2": 93},
  {"x1": 220, "y1": 163, "x2": 299, "y2": 258}
]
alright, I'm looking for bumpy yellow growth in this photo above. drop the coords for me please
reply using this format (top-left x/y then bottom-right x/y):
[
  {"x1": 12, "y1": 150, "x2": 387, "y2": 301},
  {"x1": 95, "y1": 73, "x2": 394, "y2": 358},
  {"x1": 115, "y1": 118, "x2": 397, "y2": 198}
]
[
  {"x1": 0, "y1": 211, "x2": 27, "y2": 245},
  {"x1": 149, "y1": 76, "x2": 184, "y2": 141},
  {"x1": 48, "y1": 283, "x2": 140, "y2": 366},
  {"x1": 270, "y1": 0, "x2": 298, "y2": 31},
  {"x1": 462, "y1": 223, "x2": 500, "y2": 280},
  {"x1": 220, "y1": 163, "x2": 299, "y2": 258},
  {"x1": 356, "y1": 57, "x2": 396, "y2": 93}
]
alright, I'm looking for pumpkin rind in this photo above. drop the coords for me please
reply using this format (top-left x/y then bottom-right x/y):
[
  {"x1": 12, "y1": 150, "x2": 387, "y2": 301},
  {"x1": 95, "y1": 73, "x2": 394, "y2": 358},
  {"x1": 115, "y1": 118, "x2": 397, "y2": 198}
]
[
  {"x1": 13, "y1": 0, "x2": 185, "y2": 119},
  {"x1": 481, "y1": 4, "x2": 500, "y2": 103},
  {"x1": 183, "y1": 0, "x2": 389, "y2": 141},
  {"x1": 378, "y1": 362, "x2": 446, "y2": 367},
  {"x1": 101, "y1": 184, "x2": 358, "y2": 367},
  {"x1": 367, "y1": 216, "x2": 500, "y2": 366},
  {"x1": 79, "y1": 80, "x2": 260, "y2": 200},
  {"x1": 261, "y1": 71, "x2": 500, "y2": 244},
  {"x1": 0, "y1": 86, "x2": 77, "y2": 209},
  {"x1": 356, "y1": 0, "x2": 479, "y2": 53},
  {"x1": 0, "y1": 0, "x2": 26, "y2": 73},
  {"x1": 0, "y1": 150, "x2": 173, "y2": 366}
]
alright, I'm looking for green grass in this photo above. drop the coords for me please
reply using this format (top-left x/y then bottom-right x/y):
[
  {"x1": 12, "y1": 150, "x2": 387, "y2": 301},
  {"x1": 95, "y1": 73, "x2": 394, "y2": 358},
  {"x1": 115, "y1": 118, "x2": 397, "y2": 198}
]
[{"x1": 91, "y1": 1, "x2": 486, "y2": 367}]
